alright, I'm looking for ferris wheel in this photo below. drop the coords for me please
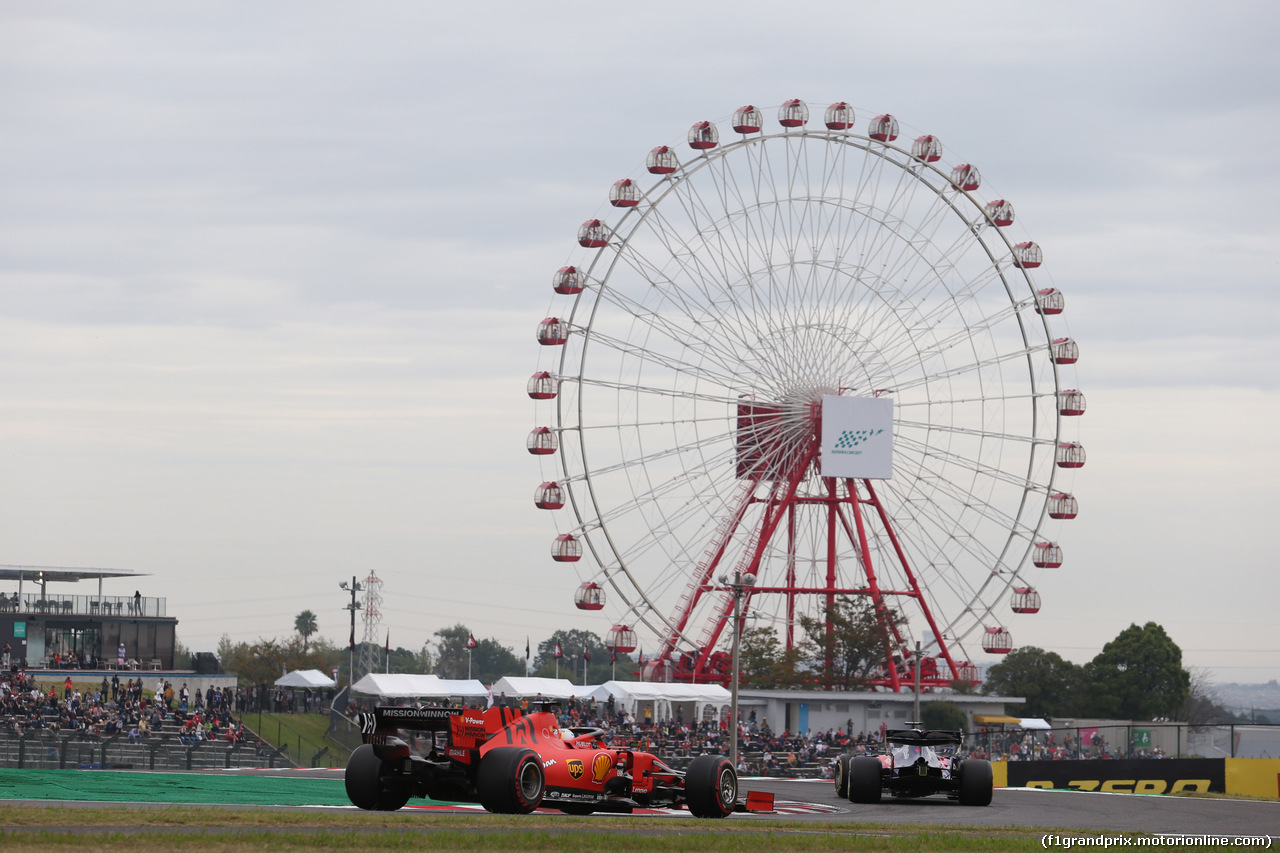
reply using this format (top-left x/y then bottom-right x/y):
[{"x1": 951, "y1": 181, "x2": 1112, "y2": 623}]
[{"x1": 528, "y1": 100, "x2": 1084, "y2": 689}]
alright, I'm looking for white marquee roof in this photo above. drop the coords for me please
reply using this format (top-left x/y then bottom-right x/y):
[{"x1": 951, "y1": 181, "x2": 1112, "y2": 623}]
[
  {"x1": 587, "y1": 680, "x2": 732, "y2": 704},
  {"x1": 351, "y1": 673, "x2": 487, "y2": 699},
  {"x1": 274, "y1": 669, "x2": 337, "y2": 688},
  {"x1": 489, "y1": 676, "x2": 584, "y2": 700}
]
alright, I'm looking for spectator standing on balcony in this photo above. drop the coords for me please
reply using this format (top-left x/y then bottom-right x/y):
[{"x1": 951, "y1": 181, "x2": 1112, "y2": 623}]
[
  {"x1": 117, "y1": 643, "x2": 126, "y2": 668},
  {"x1": 133, "y1": 590, "x2": 142, "y2": 614}
]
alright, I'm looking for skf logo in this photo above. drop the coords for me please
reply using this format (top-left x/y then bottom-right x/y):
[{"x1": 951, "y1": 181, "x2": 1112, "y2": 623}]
[
  {"x1": 591, "y1": 752, "x2": 613, "y2": 784},
  {"x1": 566, "y1": 759, "x2": 584, "y2": 780}
]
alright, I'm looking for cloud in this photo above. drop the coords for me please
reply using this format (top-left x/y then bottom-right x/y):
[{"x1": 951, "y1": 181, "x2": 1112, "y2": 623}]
[{"x1": 1, "y1": 1, "x2": 1278, "y2": 681}]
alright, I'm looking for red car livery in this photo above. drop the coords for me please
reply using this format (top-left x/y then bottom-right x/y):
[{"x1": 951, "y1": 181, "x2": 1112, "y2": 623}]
[{"x1": 345, "y1": 704, "x2": 738, "y2": 817}]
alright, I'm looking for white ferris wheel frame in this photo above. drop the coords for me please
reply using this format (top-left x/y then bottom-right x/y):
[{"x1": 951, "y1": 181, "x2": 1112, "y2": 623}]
[{"x1": 532, "y1": 102, "x2": 1079, "y2": 677}]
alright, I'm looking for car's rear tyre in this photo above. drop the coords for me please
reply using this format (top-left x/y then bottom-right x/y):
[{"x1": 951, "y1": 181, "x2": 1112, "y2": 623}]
[
  {"x1": 345, "y1": 744, "x2": 411, "y2": 811},
  {"x1": 957, "y1": 758, "x2": 993, "y2": 806},
  {"x1": 477, "y1": 746, "x2": 545, "y2": 814},
  {"x1": 685, "y1": 754, "x2": 736, "y2": 818},
  {"x1": 834, "y1": 753, "x2": 853, "y2": 798},
  {"x1": 848, "y1": 756, "x2": 883, "y2": 804}
]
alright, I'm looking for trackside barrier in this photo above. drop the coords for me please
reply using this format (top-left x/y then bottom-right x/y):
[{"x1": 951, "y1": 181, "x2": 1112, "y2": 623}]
[
  {"x1": 975, "y1": 723, "x2": 1280, "y2": 759},
  {"x1": 993, "y1": 758, "x2": 1280, "y2": 798},
  {"x1": 1225, "y1": 758, "x2": 1280, "y2": 798}
]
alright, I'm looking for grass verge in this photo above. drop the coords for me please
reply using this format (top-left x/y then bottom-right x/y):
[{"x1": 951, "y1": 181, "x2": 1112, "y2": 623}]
[
  {"x1": 249, "y1": 713, "x2": 351, "y2": 767},
  {"x1": 0, "y1": 805, "x2": 1157, "y2": 853}
]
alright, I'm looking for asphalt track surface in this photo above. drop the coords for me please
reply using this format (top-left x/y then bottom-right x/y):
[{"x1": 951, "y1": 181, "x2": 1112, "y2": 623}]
[{"x1": 4, "y1": 768, "x2": 1276, "y2": 838}]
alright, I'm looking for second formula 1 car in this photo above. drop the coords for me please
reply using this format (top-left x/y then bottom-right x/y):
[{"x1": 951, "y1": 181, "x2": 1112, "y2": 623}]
[{"x1": 835, "y1": 726, "x2": 993, "y2": 806}]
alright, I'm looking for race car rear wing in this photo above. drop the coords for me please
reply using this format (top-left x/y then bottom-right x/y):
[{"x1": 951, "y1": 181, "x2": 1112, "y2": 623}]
[
  {"x1": 883, "y1": 729, "x2": 964, "y2": 746},
  {"x1": 356, "y1": 705, "x2": 529, "y2": 750}
]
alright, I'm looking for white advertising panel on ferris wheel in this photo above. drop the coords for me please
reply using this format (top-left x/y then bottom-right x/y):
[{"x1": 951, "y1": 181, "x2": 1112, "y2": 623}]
[{"x1": 819, "y1": 395, "x2": 894, "y2": 479}]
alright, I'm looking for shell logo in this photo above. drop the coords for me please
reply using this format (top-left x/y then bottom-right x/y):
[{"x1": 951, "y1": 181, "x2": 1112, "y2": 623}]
[{"x1": 591, "y1": 752, "x2": 613, "y2": 784}]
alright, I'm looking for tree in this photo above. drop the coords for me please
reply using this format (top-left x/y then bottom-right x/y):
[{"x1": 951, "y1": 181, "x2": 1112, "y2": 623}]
[
  {"x1": 1179, "y1": 668, "x2": 1231, "y2": 727},
  {"x1": 921, "y1": 701, "x2": 968, "y2": 732},
  {"x1": 173, "y1": 637, "x2": 192, "y2": 670},
  {"x1": 294, "y1": 610, "x2": 318, "y2": 654},
  {"x1": 1086, "y1": 622, "x2": 1190, "y2": 720},
  {"x1": 218, "y1": 635, "x2": 334, "y2": 686},
  {"x1": 216, "y1": 633, "x2": 236, "y2": 663},
  {"x1": 737, "y1": 626, "x2": 803, "y2": 689},
  {"x1": 532, "y1": 629, "x2": 630, "y2": 685},
  {"x1": 983, "y1": 646, "x2": 1085, "y2": 718},
  {"x1": 433, "y1": 624, "x2": 523, "y2": 683},
  {"x1": 798, "y1": 597, "x2": 904, "y2": 689},
  {"x1": 433, "y1": 624, "x2": 472, "y2": 680},
  {"x1": 385, "y1": 643, "x2": 433, "y2": 675}
]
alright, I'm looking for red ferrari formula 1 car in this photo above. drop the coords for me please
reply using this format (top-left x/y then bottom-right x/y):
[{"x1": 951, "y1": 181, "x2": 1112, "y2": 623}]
[{"x1": 344, "y1": 703, "x2": 739, "y2": 817}]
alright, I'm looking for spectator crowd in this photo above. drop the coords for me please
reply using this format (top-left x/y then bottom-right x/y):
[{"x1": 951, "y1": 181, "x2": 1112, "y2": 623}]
[{"x1": 0, "y1": 669, "x2": 249, "y2": 747}]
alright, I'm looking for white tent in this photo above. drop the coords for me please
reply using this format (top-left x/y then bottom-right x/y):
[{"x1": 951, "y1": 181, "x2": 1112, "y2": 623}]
[
  {"x1": 588, "y1": 681, "x2": 732, "y2": 724},
  {"x1": 489, "y1": 676, "x2": 584, "y2": 700},
  {"x1": 351, "y1": 673, "x2": 487, "y2": 699},
  {"x1": 274, "y1": 669, "x2": 337, "y2": 688},
  {"x1": 1019, "y1": 717, "x2": 1052, "y2": 730}
]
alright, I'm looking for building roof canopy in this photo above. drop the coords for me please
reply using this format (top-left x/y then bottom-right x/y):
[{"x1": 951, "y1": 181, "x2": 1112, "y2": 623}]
[{"x1": 0, "y1": 565, "x2": 147, "y2": 584}]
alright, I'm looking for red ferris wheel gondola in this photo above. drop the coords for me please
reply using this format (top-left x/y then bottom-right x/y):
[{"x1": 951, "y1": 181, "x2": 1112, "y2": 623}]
[
  {"x1": 1010, "y1": 587, "x2": 1041, "y2": 614},
  {"x1": 778, "y1": 99, "x2": 809, "y2": 128},
  {"x1": 574, "y1": 582, "x2": 604, "y2": 610},
  {"x1": 1033, "y1": 541, "x2": 1063, "y2": 568},
  {"x1": 526, "y1": 427, "x2": 557, "y2": 456},
  {"x1": 732, "y1": 105, "x2": 762, "y2": 134},
  {"x1": 981, "y1": 627, "x2": 1014, "y2": 654},
  {"x1": 527, "y1": 371, "x2": 559, "y2": 400},
  {"x1": 605, "y1": 624, "x2": 637, "y2": 653},
  {"x1": 824, "y1": 102, "x2": 855, "y2": 131}
]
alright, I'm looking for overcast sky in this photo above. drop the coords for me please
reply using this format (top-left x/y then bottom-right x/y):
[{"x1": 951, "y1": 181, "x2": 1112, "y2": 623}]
[{"x1": 2, "y1": 1, "x2": 1277, "y2": 687}]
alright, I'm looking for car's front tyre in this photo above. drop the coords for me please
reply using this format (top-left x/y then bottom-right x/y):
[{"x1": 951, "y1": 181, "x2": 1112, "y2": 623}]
[
  {"x1": 685, "y1": 754, "x2": 736, "y2": 818},
  {"x1": 834, "y1": 753, "x2": 853, "y2": 798}
]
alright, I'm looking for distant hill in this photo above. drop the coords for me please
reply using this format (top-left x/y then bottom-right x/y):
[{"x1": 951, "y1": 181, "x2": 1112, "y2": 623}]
[{"x1": 1215, "y1": 680, "x2": 1280, "y2": 717}]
